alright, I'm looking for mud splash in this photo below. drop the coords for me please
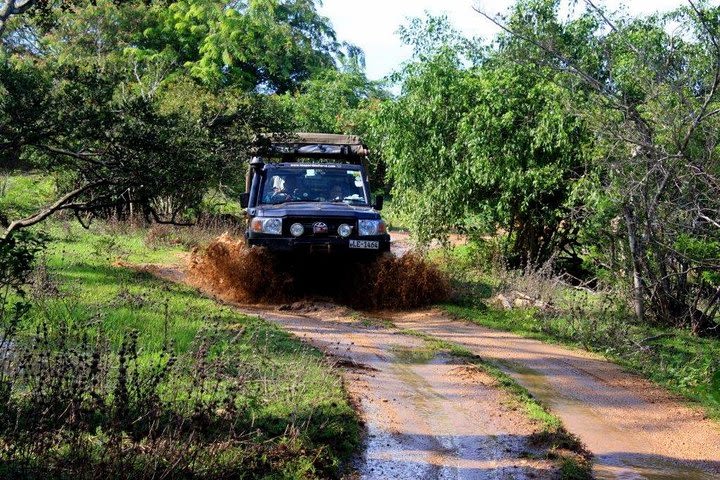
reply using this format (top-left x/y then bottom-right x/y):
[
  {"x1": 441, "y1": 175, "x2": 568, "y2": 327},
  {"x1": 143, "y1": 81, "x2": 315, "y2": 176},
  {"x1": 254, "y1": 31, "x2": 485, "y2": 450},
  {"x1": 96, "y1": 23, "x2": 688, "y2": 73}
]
[
  {"x1": 188, "y1": 234, "x2": 450, "y2": 309},
  {"x1": 188, "y1": 234, "x2": 291, "y2": 303}
]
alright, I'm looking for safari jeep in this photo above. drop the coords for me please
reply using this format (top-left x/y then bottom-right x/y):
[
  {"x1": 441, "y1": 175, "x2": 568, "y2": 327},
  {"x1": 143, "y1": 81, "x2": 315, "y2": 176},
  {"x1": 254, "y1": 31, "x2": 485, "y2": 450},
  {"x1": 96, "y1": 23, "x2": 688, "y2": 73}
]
[{"x1": 240, "y1": 133, "x2": 390, "y2": 256}]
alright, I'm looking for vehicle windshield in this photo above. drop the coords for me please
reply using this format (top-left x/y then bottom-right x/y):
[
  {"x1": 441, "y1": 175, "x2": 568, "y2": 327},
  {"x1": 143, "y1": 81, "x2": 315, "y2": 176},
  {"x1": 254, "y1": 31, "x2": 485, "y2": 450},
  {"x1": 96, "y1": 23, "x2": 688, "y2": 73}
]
[{"x1": 260, "y1": 167, "x2": 369, "y2": 205}]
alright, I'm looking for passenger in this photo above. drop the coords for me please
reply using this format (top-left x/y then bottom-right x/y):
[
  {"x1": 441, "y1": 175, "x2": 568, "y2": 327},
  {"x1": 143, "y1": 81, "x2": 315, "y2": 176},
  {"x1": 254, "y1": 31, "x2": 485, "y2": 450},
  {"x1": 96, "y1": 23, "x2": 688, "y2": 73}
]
[{"x1": 329, "y1": 184, "x2": 344, "y2": 200}]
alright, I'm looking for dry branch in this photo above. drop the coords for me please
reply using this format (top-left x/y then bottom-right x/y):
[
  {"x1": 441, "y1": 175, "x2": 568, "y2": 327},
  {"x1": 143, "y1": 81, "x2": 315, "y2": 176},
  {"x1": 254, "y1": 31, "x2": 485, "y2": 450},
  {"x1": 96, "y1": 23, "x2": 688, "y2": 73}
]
[{"x1": 0, "y1": 180, "x2": 105, "y2": 241}]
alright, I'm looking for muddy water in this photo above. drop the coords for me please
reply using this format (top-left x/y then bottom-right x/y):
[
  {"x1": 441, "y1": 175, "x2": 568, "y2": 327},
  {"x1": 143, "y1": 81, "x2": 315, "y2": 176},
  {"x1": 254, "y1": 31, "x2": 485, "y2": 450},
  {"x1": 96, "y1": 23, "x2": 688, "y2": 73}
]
[
  {"x1": 242, "y1": 307, "x2": 558, "y2": 479},
  {"x1": 359, "y1": 358, "x2": 539, "y2": 479},
  {"x1": 393, "y1": 310, "x2": 720, "y2": 480}
]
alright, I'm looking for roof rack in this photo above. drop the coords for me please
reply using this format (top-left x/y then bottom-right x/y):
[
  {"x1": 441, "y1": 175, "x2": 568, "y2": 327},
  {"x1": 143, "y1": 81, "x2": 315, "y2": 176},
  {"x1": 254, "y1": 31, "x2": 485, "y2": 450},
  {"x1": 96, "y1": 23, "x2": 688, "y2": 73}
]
[{"x1": 253, "y1": 132, "x2": 369, "y2": 162}]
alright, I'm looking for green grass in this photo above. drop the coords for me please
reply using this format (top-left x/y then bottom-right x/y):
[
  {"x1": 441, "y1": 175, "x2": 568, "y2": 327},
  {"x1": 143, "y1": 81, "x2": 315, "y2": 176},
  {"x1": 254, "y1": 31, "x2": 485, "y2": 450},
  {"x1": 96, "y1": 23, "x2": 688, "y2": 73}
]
[
  {"x1": 437, "y1": 242, "x2": 720, "y2": 421},
  {"x1": 9, "y1": 221, "x2": 360, "y2": 478},
  {"x1": 396, "y1": 329, "x2": 592, "y2": 479},
  {"x1": 0, "y1": 173, "x2": 56, "y2": 219}
]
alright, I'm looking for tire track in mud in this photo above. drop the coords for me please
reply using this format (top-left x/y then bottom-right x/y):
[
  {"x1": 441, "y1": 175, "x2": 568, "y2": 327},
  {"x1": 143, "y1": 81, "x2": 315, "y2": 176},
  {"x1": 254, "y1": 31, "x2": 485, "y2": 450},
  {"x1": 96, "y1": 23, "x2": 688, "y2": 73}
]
[
  {"x1": 389, "y1": 309, "x2": 720, "y2": 480},
  {"x1": 249, "y1": 308, "x2": 558, "y2": 479}
]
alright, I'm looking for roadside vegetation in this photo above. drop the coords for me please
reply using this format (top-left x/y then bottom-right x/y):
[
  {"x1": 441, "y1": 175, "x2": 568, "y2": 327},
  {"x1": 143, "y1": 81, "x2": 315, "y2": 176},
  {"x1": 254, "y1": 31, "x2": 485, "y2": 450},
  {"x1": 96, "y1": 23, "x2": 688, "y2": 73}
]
[
  {"x1": 0, "y1": 221, "x2": 359, "y2": 478},
  {"x1": 437, "y1": 242, "x2": 720, "y2": 420}
]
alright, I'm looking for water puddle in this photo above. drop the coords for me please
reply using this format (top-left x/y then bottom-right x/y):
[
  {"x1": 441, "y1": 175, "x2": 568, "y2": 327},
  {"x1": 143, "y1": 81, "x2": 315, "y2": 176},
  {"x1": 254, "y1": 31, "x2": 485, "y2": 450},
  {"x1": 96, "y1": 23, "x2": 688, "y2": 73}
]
[
  {"x1": 390, "y1": 344, "x2": 439, "y2": 364},
  {"x1": 500, "y1": 361, "x2": 718, "y2": 479},
  {"x1": 356, "y1": 354, "x2": 458, "y2": 479}
]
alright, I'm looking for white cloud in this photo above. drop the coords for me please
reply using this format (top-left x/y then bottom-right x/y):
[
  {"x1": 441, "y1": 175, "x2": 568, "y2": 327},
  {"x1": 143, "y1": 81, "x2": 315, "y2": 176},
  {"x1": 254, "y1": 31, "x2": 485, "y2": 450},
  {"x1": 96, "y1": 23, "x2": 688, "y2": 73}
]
[{"x1": 318, "y1": 0, "x2": 704, "y2": 80}]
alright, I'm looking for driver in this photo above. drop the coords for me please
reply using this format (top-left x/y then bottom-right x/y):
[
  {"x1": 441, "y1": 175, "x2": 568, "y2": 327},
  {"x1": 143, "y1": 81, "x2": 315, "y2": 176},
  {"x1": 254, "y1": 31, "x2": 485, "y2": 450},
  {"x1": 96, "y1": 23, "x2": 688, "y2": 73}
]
[
  {"x1": 329, "y1": 184, "x2": 344, "y2": 200},
  {"x1": 280, "y1": 176, "x2": 297, "y2": 195},
  {"x1": 274, "y1": 174, "x2": 305, "y2": 200}
]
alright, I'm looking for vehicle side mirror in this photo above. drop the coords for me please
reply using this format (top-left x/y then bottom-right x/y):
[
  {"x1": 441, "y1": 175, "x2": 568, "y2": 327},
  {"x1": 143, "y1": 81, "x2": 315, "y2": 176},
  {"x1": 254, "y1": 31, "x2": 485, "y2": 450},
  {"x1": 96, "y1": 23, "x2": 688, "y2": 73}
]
[
  {"x1": 240, "y1": 192, "x2": 250, "y2": 208},
  {"x1": 373, "y1": 195, "x2": 384, "y2": 211}
]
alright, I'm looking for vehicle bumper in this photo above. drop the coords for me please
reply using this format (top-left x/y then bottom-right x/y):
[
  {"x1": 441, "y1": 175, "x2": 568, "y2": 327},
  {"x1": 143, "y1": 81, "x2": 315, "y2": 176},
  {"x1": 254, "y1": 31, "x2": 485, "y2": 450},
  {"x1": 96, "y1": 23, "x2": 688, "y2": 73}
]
[{"x1": 247, "y1": 234, "x2": 391, "y2": 255}]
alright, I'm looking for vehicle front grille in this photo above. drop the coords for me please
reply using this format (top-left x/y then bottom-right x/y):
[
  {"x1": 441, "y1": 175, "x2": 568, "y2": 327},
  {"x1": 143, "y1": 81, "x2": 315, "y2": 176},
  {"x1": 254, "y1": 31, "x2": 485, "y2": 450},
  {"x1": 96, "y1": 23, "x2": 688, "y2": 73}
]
[{"x1": 283, "y1": 217, "x2": 357, "y2": 238}]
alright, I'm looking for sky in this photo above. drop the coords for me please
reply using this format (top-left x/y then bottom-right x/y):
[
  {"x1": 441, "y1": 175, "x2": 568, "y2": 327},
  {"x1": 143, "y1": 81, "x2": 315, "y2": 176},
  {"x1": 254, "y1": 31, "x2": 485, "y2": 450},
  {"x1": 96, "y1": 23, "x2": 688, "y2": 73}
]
[{"x1": 318, "y1": 0, "x2": 699, "y2": 81}]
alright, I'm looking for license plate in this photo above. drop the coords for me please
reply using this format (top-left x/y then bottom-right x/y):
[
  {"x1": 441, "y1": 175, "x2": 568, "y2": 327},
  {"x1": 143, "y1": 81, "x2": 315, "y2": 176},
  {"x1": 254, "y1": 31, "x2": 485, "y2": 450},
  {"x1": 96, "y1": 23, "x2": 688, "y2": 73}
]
[{"x1": 349, "y1": 239, "x2": 379, "y2": 250}]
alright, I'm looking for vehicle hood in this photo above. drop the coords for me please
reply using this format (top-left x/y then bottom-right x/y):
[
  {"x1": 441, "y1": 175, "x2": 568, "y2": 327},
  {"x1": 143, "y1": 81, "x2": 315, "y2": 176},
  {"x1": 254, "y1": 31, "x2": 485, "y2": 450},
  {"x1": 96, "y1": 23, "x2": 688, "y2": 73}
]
[{"x1": 250, "y1": 202, "x2": 381, "y2": 219}]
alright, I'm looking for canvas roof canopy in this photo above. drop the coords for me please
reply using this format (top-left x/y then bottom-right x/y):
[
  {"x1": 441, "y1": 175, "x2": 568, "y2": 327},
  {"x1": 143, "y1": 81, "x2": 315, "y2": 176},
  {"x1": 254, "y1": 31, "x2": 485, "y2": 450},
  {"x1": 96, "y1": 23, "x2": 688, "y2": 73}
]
[{"x1": 254, "y1": 132, "x2": 369, "y2": 158}]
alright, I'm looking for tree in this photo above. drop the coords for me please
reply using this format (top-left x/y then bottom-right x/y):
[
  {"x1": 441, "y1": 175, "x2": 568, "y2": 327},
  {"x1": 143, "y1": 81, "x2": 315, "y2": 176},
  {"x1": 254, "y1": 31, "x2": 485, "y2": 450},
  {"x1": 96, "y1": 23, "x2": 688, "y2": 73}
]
[
  {"x1": 133, "y1": 0, "x2": 356, "y2": 92},
  {"x1": 372, "y1": 15, "x2": 590, "y2": 266},
  {"x1": 278, "y1": 61, "x2": 390, "y2": 184},
  {"x1": 281, "y1": 64, "x2": 381, "y2": 134},
  {"x1": 0, "y1": 54, "x2": 223, "y2": 235},
  {"x1": 475, "y1": 0, "x2": 720, "y2": 333},
  {"x1": 1, "y1": 0, "x2": 353, "y2": 241}
]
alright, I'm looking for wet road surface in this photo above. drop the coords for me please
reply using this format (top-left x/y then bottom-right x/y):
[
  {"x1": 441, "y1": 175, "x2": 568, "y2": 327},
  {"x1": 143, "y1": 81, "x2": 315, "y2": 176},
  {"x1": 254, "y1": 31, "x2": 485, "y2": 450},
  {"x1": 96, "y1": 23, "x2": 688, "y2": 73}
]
[{"x1": 390, "y1": 310, "x2": 720, "y2": 480}]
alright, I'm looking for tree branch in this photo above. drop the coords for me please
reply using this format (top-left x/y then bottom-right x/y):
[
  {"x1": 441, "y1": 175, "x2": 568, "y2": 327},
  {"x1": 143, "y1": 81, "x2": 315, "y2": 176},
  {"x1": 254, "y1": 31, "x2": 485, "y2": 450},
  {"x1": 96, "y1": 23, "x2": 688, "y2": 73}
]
[
  {"x1": 39, "y1": 145, "x2": 106, "y2": 166},
  {"x1": 0, "y1": 0, "x2": 35, "y2": 37},
  {"x1": 681, "y1": 0, "x2": 720, "y2": 151},
  {"x1": 1, "y1": 180, "x2": 106, "y2": 241},
  {"x1": 471, "y1": 4, "x2": 629, "y2": 113},
  {"x1": 146, "y1": 205, "x2": 194, "y2": 227}
]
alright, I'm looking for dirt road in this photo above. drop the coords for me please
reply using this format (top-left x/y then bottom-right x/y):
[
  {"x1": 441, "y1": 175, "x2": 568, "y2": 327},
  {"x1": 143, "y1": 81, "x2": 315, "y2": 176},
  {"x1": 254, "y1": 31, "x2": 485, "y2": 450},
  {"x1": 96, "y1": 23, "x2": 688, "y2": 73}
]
[
  {"x1": 389, "y1": 310, "x2": 720, "y2": 480},
  {"x1": 141, "y1": 261, "x2": 720, "y2": 479},
  {"x1": 140, "y1": 264, "x2": 560, "y2": 477},
  {"x1": 250, "y1": 306, "x2": 558, "y2": 479}
]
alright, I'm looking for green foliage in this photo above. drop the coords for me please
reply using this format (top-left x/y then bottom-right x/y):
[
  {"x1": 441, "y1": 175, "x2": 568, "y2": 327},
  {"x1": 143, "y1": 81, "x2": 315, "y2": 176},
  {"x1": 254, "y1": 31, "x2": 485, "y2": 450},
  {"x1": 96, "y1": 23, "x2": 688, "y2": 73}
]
[
  {"x1": 0, "y1": 0, "x2": 311, "y2": 229},
  {"x1": 0, "y1": 230, "x2": 46, "y2": 295},
  {"x1": 135, "y1": 0, "x2": 347, "y2": 92},
  {"x1": 281, "y1": 66, "x2": 383, "y2": 133},
  {"x1": 0, "y1": 0, "x2": 378, "y2": 241},
  {"x1": 0, "y1": 53, "x2": 56, "y2": 168},
  {"x1": 456, "y1": 62, "x2": 588, "y2": 264},
  {"x1": 675, "y1": 234, "x2": 720, "y2": 286},
  {"x1": 1, "y1": 222, "x2": 359, "y2": 477},
  {"x1": 373, "y1": 16, "x2": 590, "y2": 265}
]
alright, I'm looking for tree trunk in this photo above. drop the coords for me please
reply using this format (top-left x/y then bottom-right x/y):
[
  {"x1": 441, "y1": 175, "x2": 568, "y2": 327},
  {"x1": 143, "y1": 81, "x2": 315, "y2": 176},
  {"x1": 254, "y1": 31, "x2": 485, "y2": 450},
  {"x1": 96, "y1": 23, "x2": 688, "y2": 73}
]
[{"x1": 623, "y1": 204, "x2": 646, "y2": 324}]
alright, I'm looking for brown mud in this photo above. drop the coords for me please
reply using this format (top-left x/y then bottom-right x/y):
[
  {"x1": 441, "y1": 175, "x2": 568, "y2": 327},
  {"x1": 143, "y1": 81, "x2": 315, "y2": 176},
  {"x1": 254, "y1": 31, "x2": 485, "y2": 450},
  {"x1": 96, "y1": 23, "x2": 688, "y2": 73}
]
[
  {"x1": 187, "y1": 234, "x2": 450, "y2": 309},
  {"x1": 252, "y1": 306, "x2": 560, "y2": 479}
]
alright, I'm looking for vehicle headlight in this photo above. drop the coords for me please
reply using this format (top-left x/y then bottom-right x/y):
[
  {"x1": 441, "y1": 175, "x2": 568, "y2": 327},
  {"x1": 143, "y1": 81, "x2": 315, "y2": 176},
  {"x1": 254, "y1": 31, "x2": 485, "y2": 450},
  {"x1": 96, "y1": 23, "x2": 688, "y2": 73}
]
[
  {"x1": 337, "y1": 223, "x2": 352, "y2": 238},
  {"x1": 290, "y1": 223, "x2": 304, "y2": 237},
  {"x1": 358, "y1": 219, "x2": 386, "y2": 237},
  {"x1": 250, "y1": 217, "x2": 282, "y2": 235}
]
